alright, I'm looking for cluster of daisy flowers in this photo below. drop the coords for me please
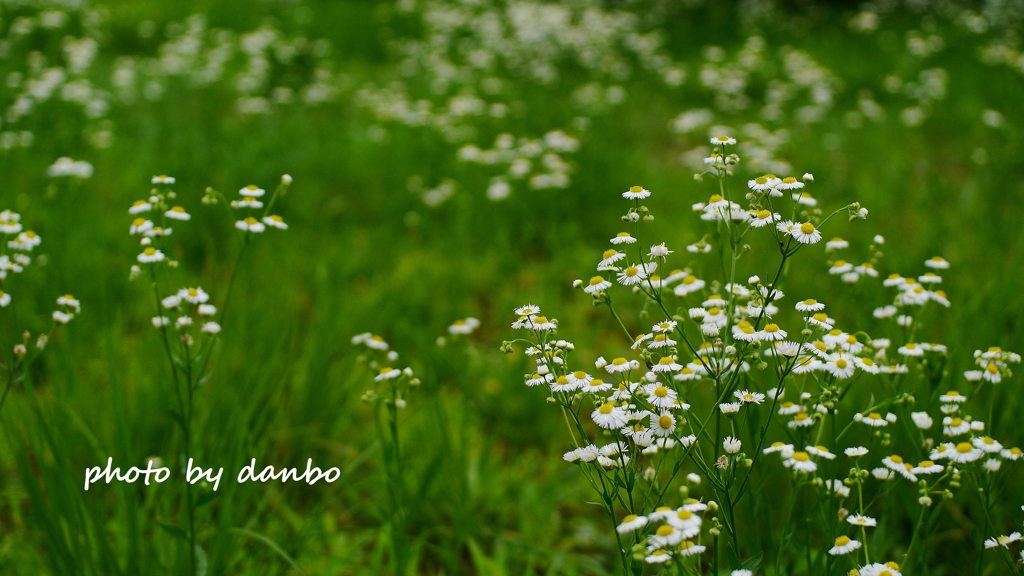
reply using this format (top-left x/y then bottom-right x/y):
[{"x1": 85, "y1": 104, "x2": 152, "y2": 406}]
[
  {"x1": 352, "y1": 333, "x2": 419, "y2": 407},
  {"x1": 502, "y1": 136, "x2": 1021, "y2": 573},
  {"x1": 201, "y1": 176, "x2": 291, "y2": 234},
  {"x1": 457, "y1": 130, "x2": 579, "y2": 201},
  {"x1": 0, "y1": 209, "x2": 77, "y2": 329}
]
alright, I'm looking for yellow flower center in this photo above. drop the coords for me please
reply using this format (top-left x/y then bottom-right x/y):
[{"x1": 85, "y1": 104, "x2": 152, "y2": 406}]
[
  {"x1": 599, "y1": 403, "x2": 614, "y2": 415},
  {"x1": 956, "y1": 442, "x2": 973, "y2": 453},
  {"x1": 677, "y1": 510, "x2": 692, "y2": 520},
  {"x1": 654, "y1": 386, "x2": 669, "y2": 398},
  {"x1": 656, "y1": 525, "x2": 673, "y2": 536},
  {"x1": 245, "y1": 185, "x2": 259, "y2": 191},
  {"x1": 757, "y1": 209, "x2": 771, "y2": 219},
  {"x1": 378, "y1": 367, "x2": 393, "y2": 375},
  {"x1": 987, "y1": 363, "x2": 999, "y2": 374},
  {"x1": 834, "y1": 536, "x2": 851, "y2": 546},
  {"x1": 889, "y1": 455, "x2": 903, "y2": 464},
  {"x1": 589, "y1": 379, "x2": 604, "y2": 388},
  {"x1": 783, "y1": 177, "x2": 797, "y2": 184},
  {"x1": 630, "y1": 185, "x2": 643, "y2": 192},
  {"x1": 556, "y1": 376, "x2": 569, "y2": 385},
  {"x1": 794, "y1": 413, "x2": 809, "y2": 421},
  {"x1": 143, "y1": 247, "x2": 156, "y2": 256},
  {"x1": 813, "y1": 314, "x2": 828, "y2": 323},
  {"x1": 950, "y1": 418, "x2": 962, "y2": 426},
  {"x1": 709, "y1": 194, "x2": 723, "y2": 203},
  {"x1": 799, "y1": 222, "x2": 815, "y2": 234},
  {"x1": 658, "y1": 415, "x2": 673, "y2": 429},
  {"x1": 861, "y1": 358, "x2": 874, "y2": 366},
  {"x1": 622, "y1": 514, "x2": 637, "y2": 523},
  {"x1": 835, "y1": 359, "x2": 848, "y2": 369},
  {"x1": 171, "y1": 206, "x2": 185, "y2": 213},
  {"x1": 707, "y1": 307, "x2": 721, "y2": 316},
  {"x1": 573, "y1": 371, "x2": 586, "y2": 379},
  {"x1": 918, "y1": 461, "x2": 934, "y2": 467},
  {"x1": 868, "y1": 413, "x2": 881, "y2": 420},
  {"x1": 793, "y1": 452, "x2": 810, "y2": 461},
  {"x1": 624, "y1": 266, "x2": 639, "y2": 277},
  {"x1": 612, "y1": 358, "x2": 627, "y2": 365},
  {"x1": 764, "y1": 324, "x2": 780, "y2": 333},
  {"x1": 803, "y1": 299, "x2": 817, "y2": 305},
  {"x1": 683, "y1": 276, "x2": 696, "y2": 285},
  {"x1": 602, "y1": 249, "x2": 617, "y2": 259},
  {"x1": 244, "y1": 217, "x2": 258, "y2": 224},
  {"x1": 616, "y1": 232, "x2": 631, "y2": 238}
]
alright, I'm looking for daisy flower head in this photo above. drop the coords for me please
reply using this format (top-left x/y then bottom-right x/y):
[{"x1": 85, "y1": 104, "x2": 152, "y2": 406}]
[
  {"x1": 974, "y1": 436, "x2": 1003, "y2": 453},
  {"x1": 674, "y1": 275, "x2": 706, "y2": 295},
  {"x1": 152, "y1": 175, "x2": 175, "y2": 184},
  {"x1": 651, "y1": 412, "x2": 676, "y2": 436},
  {"x1": 785, "y1": 451, "x2": 817, "y2": 472},
  {"x1": 623, "y1": 185, "x2": 651, "y2": 200},
  {"x1": 825, "y1": 237, "x2": 848, "y2": 250},
  {"x1": 790, "y1": 222, "x2": 821, "y2": 244},
  {"x1": 56, "y1": 294, "x2": 81, "y2": 313},
  {"x1": 824, "y1": 354, "x2": 856, "y2": 379},
  {"x1": 236, "y1": 217, "x2": 266, "y2": 233},
  {"x1": 777, "y1": 176, "x2": 804, "y2": 190},
  {"x1": 859, "y1": 562, "x2": 902, "y2": 576},
  {"x1": 202, "y1": 322, "x2": 221, "y2": 334},
  {"x1": 592, "y1": 402, "x2": 630, "y2": 429},
  {"x1": 723, "y1": 436, "x2": 742, "y2": 454},
  {"x1": 584, "y1": 275, "x2": 612, "y2": 294},
  {"x1": 598, "y1": 249, "x2": 624, "y2": 269},
  {"x1": 137, "y1": 247, "x2": 165, "y2": 263},
  {"x1": 617, "y1": 264, "x2": 647, "y2": 286},
  {"x1": 610, "y1": 232, "x2": 636, "y2": 245},
  {"x1": 652, "y1": 356, "x2": 682, "y2": 373},
  {"x1": 648, "y1": 243, "x2": 672, "y2": 260},
  {"x1": 943, "y1": 417, "x2": 970, "y2": 436},
  {"x1": 711, "y1": 135, "x2": 736, "y2": 146},
  {"x1": 925, "y1": 256, "x2": 950, "y2": 269},
  {"x1": 828, "y1": 536, "x2": 861, "y2": 556},
  {"x1": 985, "y1": 533, "x2": 1022, "y2": 549},
  {"x1": 239, "y1": 184, "x2": 266, "y2": 197},
  {"x1": 749, "y1": 209, "x2": 781, "y2": 227},
  {"x1": 793, "y1": 192, "x2": 817, "y2": 206},
  {"x1": 165, "y1": 206, "x2": 190, "y2": 221},
  {"x1": 758, "y1": 323, "x2": 787, "y2": 341},
  {"x1": 795, "y1": 299, "x2": 825, "y2": 313},
  {"x1": 616, "y1": 514, "x2": 648, "y2": 534},
  {"x1": 644, "y1": 382, "x2": 679, "y2": 409},
  {"x1": 129, "y1": 200, "x2": 153, "y2": 214},
  {"x1": 231, "y1": 196, "x2": 263, "y2": 209},
  {"x1": 858, "y1": 412, "x2": 889, "y2": 427},
  {"x1": 949, "y1": 441, "x2": 983, "y2": 463},
  {"x1": 912, "y1": 460, "x2": 944, "y2": 475},
  {"x1": 882, "y1": 455, "x2": 917, "y2": 481},
  {"x1": 605, "y1": 357, "x2": 634, "y2": 373},
  {"x1": 846, "y1": 514, "x2": 876, "y2": 527},
  {"x1": 845, "y1": 446, "x2": 868, "y2": 458},
  {"x1": 177, "y1": 287, "x2": 209, "y2": 305},
  {"x1": 734, "y1": 389, "x2": 765, "y2": 404},
  {"x1": 645, "y1": 550, "x2": 671, "y2": 564},
  {"x1": 263, "y1": 215, "x2": 288, "y2": 229},
  {"x1": 911, "y1": 412, "x2": 933, "y2": 430}
]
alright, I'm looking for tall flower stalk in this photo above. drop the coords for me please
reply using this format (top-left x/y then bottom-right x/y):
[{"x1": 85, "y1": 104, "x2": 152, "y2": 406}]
[
  {"x1": 128, "y1": 174, "x2": 292, "y2": 574},
  {"x1": 502, "y1": 137, "x2": 1020, "y2": 575}
]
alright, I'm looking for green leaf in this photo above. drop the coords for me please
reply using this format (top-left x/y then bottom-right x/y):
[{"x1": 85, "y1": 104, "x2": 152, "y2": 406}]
[
  {"x1": 228, "y1": 527, "x2": 309, "y2": 576},
  {"x1": 743, "y1": 551, "x2": 763, "y2": 573},
  {"x1": 156, "y1": 521, "x2": 189, "y2": 543},
  {"x1": 727, "y1": 545, "x2": 742, "y2": 571}
]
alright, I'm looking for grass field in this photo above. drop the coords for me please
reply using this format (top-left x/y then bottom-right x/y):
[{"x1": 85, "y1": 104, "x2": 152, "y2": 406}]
[{"x1": 1, "y1": 0, "x2": 1023, "y2": 574}]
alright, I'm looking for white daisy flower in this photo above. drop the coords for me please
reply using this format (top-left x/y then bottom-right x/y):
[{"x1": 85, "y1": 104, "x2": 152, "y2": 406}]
[
  {"x1": 263, "y1": 215, "x2": 288, "y2": 229},
  {"x1": 616, "y1": 514, "x2": 649, "y2": 534},
  {"x1": 652, "y1": 357, "x2": 682, "y2": 373},
  {"x1": 825, "y1": 237, "x2": 849, "y2": 250},
  {"x1": 777, "y1": 176, "x2": 804, "y2": 190},
  {"x1": 828, "y1": 536, "x2": 861, "y2": 556},
  {"x1": 236, "y1": 217, "x2": 266, "y2": 233},
  {"x1": 948, "y1": 441, "x2": 983, "y2": 463},
  {"x1": 129, "y1": 200, "x2": 153, "y2": 214},
  {"x1": 137, "y1": 247, "x2": 165, "y2": 263},
  {"x1": 239, "y1": 184, "x2": 266, "y2": 197},
  {"x1": 584, "y1": 276, "x2": 612, "y2": 294},
  {"x1": 974, "y1": 436, "x2": 1003, "y2": 453},
  {"x1": 623, "y1": 185, "x2": 651, "y2": 200},
  {"x1": 911, "y1": 412, "x2": 933, "y2": 430},
  {"x1": 912, "y1": 460, "x2": 944, "y2": 475},
  {"x1": 845, "y1": 446, "x2": 868, "y2": 458},
  {"x1": 151, "y1": 316, "x2": 169, "y2": 327},
  {"x1": 985, "y1": 533, "x2": 1022, "y2": 549},
  {"x1": 610, "y1": 232, "x2": 636, "y2": 245},
  {"x1": 202, "y1": 322, "x2": 221, "y2": 334},
  {"x1": 177, "y1": 287, "x2": 209, "y2": 305},
  {"x1": 784, "y1": 451, "x2": 817, "y2": 472},
  {"x1": 711, "y1": 135, "x2": 736, "y2": 146},
  {"x1": 807, "y1": 445, "x2": 836, "y2": 460},
  {"x1": 846, "y1": 514, "x2": 876, "y2": 527},
  {"x1": 592, "y1": 402, "x2": 630, "y2": 429},
  {"x1": 943, "y1": 417, "x2": 970, "y2": 437},
  {"x1": 165, "y1": 206, "x2": 191, "y2": 221},
  {"x1": 130, "y1": 218, "x2": 153, "y2": 235},
  {"x1": 152, "y1": 175, "x2": 175, "y2": 184},
  {"x1": 924, "y1": 256, "x2": 950, "y2": 269}
]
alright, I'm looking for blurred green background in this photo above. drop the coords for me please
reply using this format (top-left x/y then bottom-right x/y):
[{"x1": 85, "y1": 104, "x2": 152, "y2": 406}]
[{"x1": 0, "y1": 0, "x2": 1022, "y2": 574}]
